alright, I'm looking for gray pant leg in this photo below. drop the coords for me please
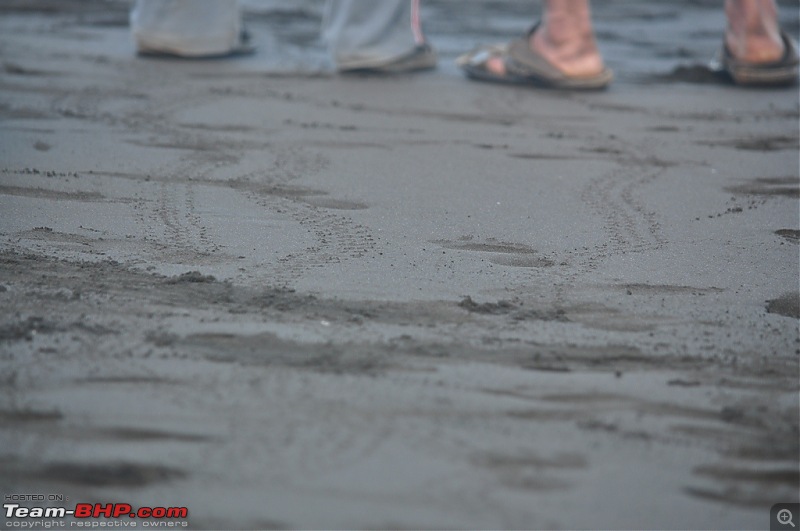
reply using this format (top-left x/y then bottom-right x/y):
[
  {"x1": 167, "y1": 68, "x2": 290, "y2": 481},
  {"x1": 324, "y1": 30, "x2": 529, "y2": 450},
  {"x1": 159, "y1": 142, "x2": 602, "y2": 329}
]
[{"x1": 322, "y1": 0, "x2": 425, "y2": 70}]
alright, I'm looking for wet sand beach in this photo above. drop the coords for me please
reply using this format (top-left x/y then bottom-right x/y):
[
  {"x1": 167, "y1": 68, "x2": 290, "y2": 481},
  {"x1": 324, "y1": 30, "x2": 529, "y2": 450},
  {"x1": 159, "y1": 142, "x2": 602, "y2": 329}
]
[{"x1": 1, "y1": 1, "x2": 798, "y2": 529}]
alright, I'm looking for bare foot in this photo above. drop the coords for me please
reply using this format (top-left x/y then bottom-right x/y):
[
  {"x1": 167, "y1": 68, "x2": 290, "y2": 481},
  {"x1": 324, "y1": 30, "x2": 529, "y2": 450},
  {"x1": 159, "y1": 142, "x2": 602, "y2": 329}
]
[
  {"x1": 528, "y1": 22, "x2": 605, "y2": 78},
  {"x1": 725, "y1": 0, "x2": 784, "y2": 64},
  {"x1": 485, "y1": 6, "x2": 605, "y2": 78}
]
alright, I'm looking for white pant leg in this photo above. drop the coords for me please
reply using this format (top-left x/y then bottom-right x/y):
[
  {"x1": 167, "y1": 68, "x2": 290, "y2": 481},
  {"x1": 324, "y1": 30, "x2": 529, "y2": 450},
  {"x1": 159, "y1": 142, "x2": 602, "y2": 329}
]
[
  {"x1": 131, "y1": 0, "x2": 241, "y2": 57},
  {"x1": 322, "y1": 0, "x2": 426, "y2": 70}
]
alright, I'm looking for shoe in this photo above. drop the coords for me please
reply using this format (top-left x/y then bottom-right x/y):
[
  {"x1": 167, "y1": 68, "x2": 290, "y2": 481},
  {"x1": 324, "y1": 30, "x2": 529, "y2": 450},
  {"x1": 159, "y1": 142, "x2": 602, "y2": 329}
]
[
  {"x1": 338, "y1": 44, "x2": 437, "y2": 74},
  {"x1": 137, "y1": 29, "x2": 255, "y2": 59}
]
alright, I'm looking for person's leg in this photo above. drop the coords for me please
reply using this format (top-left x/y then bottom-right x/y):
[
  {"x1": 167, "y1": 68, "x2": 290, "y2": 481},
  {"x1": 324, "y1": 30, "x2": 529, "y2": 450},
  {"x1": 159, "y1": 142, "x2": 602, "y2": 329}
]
[
  {"x1": 322, "y1": 0, "x2": 434, "y2": 72},
  {"x1": 725, "y1": 0, "x2": 784, "y2": 63},
  {"x1": 486, "y1": 0, "x2": 605, "y2": 78}
]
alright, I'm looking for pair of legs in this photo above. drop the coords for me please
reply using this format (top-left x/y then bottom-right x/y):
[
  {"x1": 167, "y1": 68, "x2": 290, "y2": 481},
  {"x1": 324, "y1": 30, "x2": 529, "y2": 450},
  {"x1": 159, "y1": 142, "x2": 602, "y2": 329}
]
[
  {"x1": 131, "y1": 0, "x2": 430, "y2": 71},
  {"x1": 485, "y1": 0, "x2": 787, "y2": 79}
]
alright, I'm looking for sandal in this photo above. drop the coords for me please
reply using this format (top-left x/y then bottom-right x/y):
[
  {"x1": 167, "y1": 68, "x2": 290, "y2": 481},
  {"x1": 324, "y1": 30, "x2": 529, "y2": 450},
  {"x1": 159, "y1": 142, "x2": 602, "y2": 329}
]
[
  {"x1": 713, "y1": 30, "x2": 799, "y2": 86},
  {"x1": 457, "y1": 24, "x2": 613, "y2": 90}
]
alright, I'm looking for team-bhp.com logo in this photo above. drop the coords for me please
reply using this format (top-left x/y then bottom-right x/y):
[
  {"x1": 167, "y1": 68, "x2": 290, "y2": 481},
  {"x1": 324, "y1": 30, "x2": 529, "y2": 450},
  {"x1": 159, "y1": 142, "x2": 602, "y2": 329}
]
[{"x1": 4, "y1": 502, "x2": 189, "y2": 528}]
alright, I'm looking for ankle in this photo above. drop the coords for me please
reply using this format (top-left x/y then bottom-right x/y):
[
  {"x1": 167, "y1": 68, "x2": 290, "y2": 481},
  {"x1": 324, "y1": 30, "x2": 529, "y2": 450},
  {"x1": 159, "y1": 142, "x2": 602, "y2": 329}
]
[
  {"x1": 540, "y1": 12, "x2": 595, "y2": 49},
  {"x1": 725, "y1": 0, "x2": 783, "y2": 63},
  {"x1": 725, "y1": 0, "x2": 781, "y2": 39},
  {"x1": 529, "y1": 22, "x2": 605, "y2": 77}
]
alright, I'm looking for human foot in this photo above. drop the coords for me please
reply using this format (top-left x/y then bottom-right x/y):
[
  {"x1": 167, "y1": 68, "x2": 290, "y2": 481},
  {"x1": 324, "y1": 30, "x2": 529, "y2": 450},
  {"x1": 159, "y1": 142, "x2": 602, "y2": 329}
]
[
  {"x1": 485, "y1": 2, "x2": 605, "y2": 79},
  {"x1": 725, "y1": 0, "x2": 784, "y2": 64},
  {"x1": 456, "y1": 31, "x2": 612, "y2": 89},
  {"x1": 484, "y1": 30, "x2": 605, "y2": 79}
]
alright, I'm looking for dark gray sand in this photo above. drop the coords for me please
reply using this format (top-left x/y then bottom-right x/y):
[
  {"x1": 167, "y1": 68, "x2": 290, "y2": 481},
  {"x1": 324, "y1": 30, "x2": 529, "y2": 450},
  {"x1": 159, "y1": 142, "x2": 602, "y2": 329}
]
[{"x1": 1, "y1": 1, "x2": 798, "y2": 529}]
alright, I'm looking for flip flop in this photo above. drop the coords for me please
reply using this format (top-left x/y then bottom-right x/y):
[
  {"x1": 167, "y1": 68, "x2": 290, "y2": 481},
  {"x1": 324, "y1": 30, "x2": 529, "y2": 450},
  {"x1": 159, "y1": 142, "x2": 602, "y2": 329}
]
[
  {"x1": 715, "y1": 30, "x2": 799, "y2": 86},
  {"x1": 456, "y1": 43, "x2": 531, "y2": 84},
  {"x1": 457, "y1": 24, "x2": 613, "y2": 90},
  {"x1": 338, "y1": 44, "x2": 437, "y2": 74}
]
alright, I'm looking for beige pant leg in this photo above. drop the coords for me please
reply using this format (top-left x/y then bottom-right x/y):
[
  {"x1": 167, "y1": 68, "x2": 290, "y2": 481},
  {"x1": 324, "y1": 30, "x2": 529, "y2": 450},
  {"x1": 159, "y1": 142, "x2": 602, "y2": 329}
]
[
  {"x1": 131, "y1": 0, "x2": 241, "y2": 57},
  {"x1": 322, "y1": 0, "x2": 427, "y2": 70}
]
